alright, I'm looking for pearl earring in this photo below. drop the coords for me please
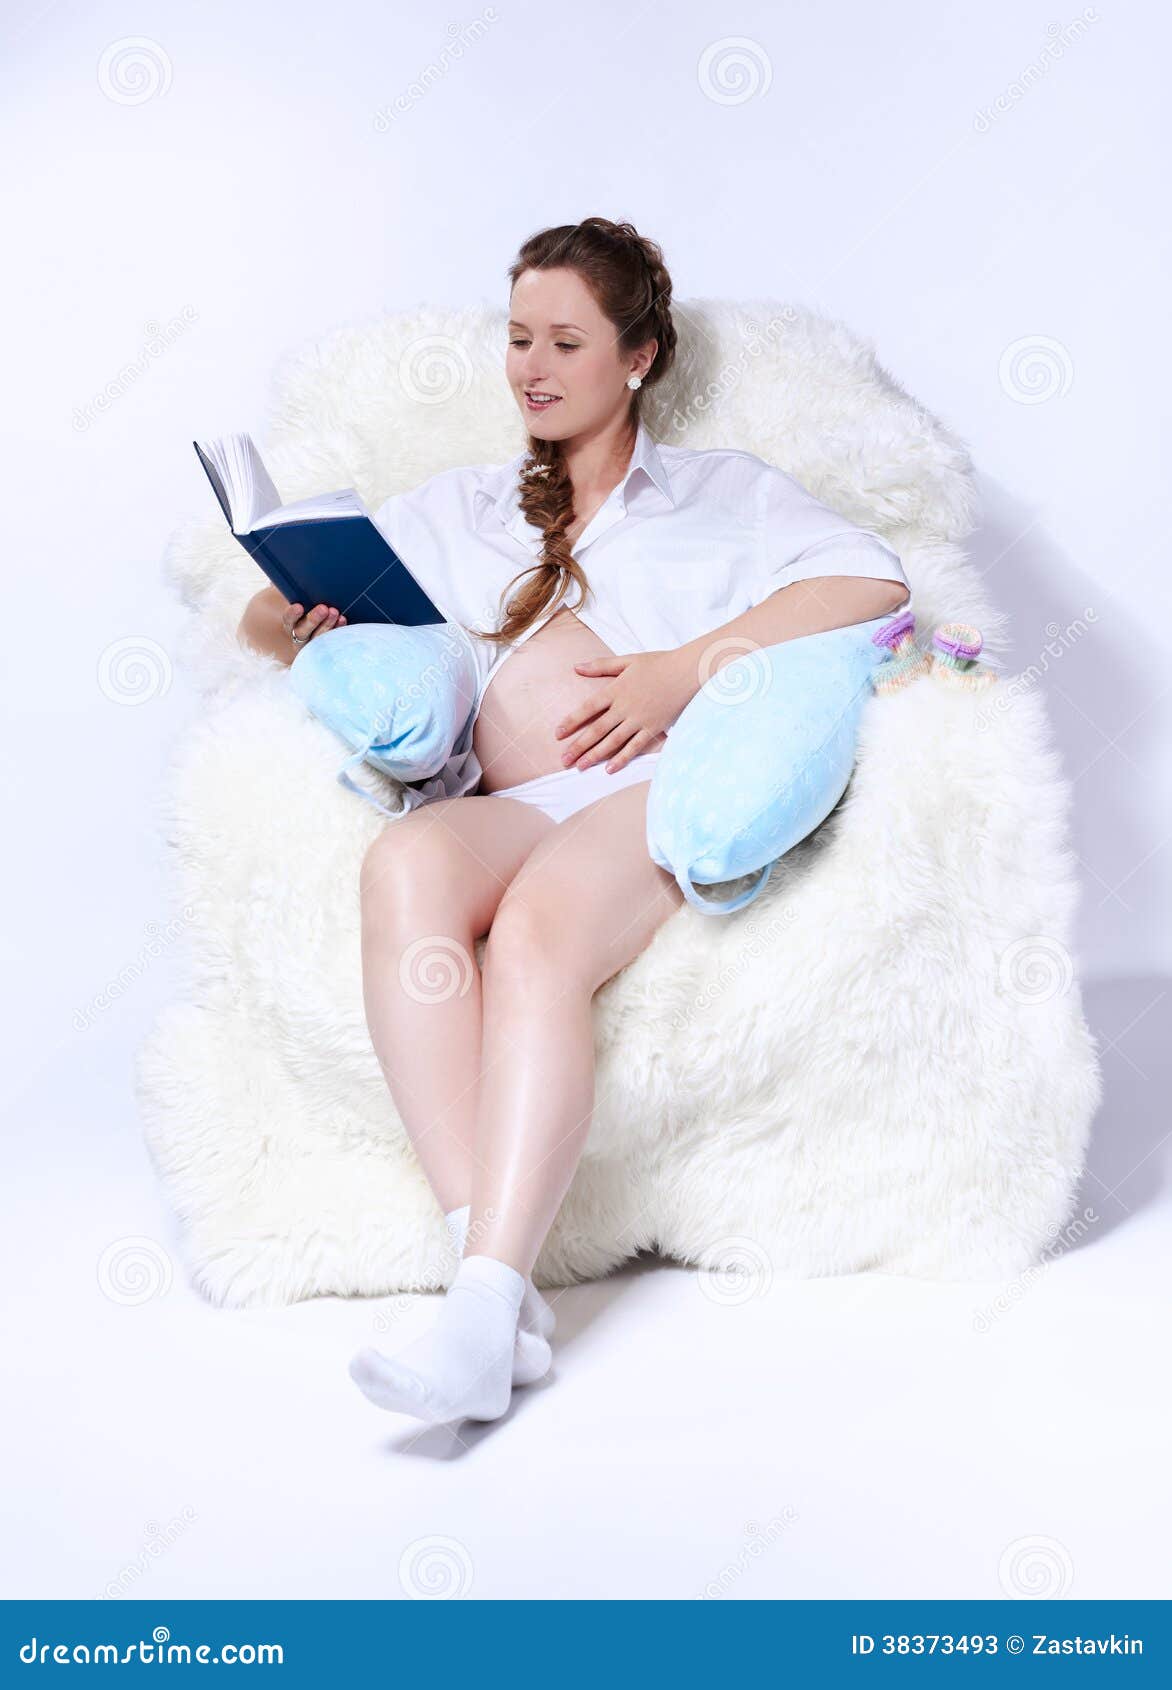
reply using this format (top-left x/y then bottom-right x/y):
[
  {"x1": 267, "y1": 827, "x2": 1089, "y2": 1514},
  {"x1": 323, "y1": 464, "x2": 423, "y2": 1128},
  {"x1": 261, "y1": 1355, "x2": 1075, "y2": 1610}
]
[{"x1": 626, "y1": 374, "x2": 642, "y2": 390}]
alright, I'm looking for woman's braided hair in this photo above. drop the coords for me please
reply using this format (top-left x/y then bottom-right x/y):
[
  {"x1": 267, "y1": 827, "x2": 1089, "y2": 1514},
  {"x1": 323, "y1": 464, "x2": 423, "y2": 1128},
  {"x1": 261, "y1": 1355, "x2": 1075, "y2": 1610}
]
[{"x1": 480, "y1": 217, "x2": 677, "y2": 648}]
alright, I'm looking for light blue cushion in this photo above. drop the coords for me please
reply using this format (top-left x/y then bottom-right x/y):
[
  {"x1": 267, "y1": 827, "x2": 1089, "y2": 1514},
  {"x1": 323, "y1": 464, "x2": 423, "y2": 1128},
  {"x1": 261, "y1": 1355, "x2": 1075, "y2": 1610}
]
[
  {"x1": 287, "y1": 621, "x2": 479, "y2": 810},
  {"x1": 646, "y1": 611, "x2": 906, "y2": 915}
]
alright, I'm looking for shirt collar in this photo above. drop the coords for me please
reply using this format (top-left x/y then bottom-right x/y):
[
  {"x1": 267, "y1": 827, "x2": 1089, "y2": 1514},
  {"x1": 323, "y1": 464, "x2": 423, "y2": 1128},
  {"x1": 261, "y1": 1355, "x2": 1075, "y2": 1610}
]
[{"x1": 473, "y1": 415, "x2": 674, "y2": 531}]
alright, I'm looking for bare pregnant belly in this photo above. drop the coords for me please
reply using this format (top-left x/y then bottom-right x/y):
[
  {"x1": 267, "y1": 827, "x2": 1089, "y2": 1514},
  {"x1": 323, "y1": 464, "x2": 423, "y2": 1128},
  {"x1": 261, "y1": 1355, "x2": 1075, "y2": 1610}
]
[{"x1": 473, "y1": 608, "x2": 625, "y2": 793}]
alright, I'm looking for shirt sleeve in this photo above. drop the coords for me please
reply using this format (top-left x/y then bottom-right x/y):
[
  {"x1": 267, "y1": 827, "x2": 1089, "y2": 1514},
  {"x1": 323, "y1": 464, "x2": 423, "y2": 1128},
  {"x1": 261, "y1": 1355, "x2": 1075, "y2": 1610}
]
[{"x1": 755, "y1": 461, "x2": 911, "y2": 610}]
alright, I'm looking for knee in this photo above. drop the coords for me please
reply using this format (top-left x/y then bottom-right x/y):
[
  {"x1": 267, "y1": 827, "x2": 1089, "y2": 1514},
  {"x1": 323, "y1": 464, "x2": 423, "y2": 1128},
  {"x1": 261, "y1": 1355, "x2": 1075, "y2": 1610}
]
[
  {"x1": 485, "y1": 886, "x2": 594, "y2": 990},
  {"x1": 360, "y1": 824, "x2": 463, "y2": 925}
]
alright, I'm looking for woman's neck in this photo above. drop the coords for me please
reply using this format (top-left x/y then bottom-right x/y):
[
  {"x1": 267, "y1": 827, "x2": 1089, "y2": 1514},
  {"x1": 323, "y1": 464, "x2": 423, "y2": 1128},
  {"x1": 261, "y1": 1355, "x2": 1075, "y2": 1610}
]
[{"x1": 558, "y1": 415, "x2": 637, "y2": 511}]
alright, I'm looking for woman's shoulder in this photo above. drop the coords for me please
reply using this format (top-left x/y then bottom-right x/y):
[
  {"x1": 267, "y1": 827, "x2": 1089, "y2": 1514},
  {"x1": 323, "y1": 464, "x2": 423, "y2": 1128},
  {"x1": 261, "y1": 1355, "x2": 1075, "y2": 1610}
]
[
  {"x1": 656, "y1": 434, "x2": 786, "y2": 520},
  {"x1": 658, "y1": 433, "x2": 780, "y2": 490}
]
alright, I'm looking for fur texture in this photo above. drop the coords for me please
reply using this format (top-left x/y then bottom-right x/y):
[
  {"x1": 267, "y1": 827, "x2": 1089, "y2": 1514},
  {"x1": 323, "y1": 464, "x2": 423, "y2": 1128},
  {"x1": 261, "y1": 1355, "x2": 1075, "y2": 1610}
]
[{"x1": 135, "y1": 299, "x2": 1100, "y2": 1306}]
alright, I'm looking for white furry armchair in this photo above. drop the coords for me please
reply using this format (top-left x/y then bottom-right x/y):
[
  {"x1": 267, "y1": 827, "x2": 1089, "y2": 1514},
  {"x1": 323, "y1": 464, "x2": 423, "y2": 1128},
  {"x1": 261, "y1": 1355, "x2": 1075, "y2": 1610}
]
[{"x1": 135, "y1": 299, "x2": 1101, "y2": 1307}]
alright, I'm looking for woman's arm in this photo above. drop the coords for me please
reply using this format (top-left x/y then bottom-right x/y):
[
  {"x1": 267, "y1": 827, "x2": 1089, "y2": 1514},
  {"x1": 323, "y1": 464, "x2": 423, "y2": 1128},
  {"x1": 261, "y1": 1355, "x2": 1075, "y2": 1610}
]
[
  {"x1": 560, "y1": 575, "x2": 909, "y2": 773},
  {"x1": 237, "y1": 586, "x2": 345, "y2": 665},
  {"x1": 672, "y1": 574, "x2": 910, "y2": 694}
]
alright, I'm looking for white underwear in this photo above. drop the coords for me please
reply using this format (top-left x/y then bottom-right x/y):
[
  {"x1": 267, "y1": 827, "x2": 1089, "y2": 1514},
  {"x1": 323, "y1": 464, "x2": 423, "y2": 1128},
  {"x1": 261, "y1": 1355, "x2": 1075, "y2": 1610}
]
[{"x1": 485, "y1": 750, "x2": 662, "y2": 825}]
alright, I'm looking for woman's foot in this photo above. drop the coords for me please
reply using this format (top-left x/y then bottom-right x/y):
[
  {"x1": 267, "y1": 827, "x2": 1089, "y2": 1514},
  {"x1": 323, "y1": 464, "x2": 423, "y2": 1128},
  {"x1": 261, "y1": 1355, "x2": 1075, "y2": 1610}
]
[
  {"x1": 511, "y1": 1326, "x2": 553, "y2": 1386},
  {"x1": 445, "y1": 1204, "x2": 557, "y2": 1348},
  {"x1": 350, "y1": 1253, "x2": 529, "y2": 1425}
]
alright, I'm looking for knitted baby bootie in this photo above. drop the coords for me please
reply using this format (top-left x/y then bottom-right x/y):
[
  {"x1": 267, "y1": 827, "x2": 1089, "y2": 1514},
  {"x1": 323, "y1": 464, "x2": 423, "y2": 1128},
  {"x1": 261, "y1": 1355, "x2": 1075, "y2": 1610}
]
[
  {"x1": 869, "y1": 609, "x2": 932, "y2": 695},
  {"x1": 928, "y1": 623, "x2": 998, "y2": 691}
]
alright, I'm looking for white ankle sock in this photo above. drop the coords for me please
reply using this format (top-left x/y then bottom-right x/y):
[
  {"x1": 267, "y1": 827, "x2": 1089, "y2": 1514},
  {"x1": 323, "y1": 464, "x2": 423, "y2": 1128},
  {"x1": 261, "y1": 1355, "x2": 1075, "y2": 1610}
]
[
  {"x1": 349, "y1": 1253, "x2": 524, "y2": 1424},
  {"x1": 444, "y1": 1204, "x2": 556, "y2": 1342},
  {"x1": 443, "y1": 1205, "x2": 550, "y2": 1386}
]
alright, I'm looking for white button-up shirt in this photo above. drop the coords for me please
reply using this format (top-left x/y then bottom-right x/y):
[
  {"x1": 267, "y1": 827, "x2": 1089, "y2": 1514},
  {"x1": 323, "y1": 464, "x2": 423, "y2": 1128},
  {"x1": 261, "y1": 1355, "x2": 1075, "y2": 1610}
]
[
  {"x1": 366, "y1": 419, "x2": 912, "y2": 814},
  {"x1": 373, "y1": 416, "x2": 911, "y2": 714}
]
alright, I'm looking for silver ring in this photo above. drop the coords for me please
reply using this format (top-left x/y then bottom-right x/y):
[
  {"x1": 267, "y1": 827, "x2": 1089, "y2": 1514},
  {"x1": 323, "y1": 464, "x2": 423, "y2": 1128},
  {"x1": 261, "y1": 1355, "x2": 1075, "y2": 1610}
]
[{"x1": 289, "y1": 627, "x2": 306, "y2": 645}]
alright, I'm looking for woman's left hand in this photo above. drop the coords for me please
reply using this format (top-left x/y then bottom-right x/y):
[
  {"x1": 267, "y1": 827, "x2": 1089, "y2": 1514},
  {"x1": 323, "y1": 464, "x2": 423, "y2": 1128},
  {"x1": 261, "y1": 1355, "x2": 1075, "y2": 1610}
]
[{"x1": 555, "y1": 650, "x2": 693, "y2": 773}]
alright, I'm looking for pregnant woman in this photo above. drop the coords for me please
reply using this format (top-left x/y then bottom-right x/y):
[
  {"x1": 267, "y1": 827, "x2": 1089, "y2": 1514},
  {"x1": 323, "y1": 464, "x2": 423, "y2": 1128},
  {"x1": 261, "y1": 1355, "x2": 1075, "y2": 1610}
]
[{"x1": 238, "y1": 216, "x2": 911, "y2": 1429}]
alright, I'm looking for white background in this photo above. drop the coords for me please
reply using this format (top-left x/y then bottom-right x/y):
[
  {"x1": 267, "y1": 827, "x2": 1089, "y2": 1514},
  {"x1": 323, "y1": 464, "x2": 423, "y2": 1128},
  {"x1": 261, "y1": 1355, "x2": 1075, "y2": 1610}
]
[{"x1": 3, "y1": 0, "x2": 1168, "y2": 1604}]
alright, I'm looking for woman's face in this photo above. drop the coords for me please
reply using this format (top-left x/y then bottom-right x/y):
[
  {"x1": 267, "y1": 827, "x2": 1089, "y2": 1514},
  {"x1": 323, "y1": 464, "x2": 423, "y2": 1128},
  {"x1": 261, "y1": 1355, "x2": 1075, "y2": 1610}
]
[{"x1": 507, "y1": 265, "x2": 655, "y2": 441}]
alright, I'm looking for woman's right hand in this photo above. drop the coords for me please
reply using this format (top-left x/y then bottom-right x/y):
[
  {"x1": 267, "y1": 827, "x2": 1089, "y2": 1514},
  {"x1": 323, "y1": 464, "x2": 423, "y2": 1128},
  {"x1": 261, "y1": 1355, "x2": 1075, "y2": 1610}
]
[{"x1": 281, "y1": 602, "x2": 349, "y2": 648}]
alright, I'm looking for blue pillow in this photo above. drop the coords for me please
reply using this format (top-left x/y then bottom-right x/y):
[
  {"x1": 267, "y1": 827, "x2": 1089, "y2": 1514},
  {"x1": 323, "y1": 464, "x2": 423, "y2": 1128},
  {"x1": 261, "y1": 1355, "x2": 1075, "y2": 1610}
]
[
  {"x1": 287, "y1": 621, "x2": 479, "y2": 813},
  {"x1": 646, "y1": 611, "x2": 910, "y2": 915}
]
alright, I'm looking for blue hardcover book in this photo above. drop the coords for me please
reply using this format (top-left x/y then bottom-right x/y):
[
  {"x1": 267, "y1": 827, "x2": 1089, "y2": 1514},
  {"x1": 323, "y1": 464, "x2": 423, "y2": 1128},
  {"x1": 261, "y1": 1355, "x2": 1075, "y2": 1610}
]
[{"x1": 193, "y1": 434, "x2": 445, "y2": 626}]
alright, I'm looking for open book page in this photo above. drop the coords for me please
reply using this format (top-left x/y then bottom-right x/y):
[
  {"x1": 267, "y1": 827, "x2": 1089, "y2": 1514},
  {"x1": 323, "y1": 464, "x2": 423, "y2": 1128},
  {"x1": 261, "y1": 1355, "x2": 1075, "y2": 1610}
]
[
  {"x1": 193, "y1": 433, "x2": 283, "y2": 533},
  {"x1": 255, "y1": 488, "x2": 365, "y2": 527}
]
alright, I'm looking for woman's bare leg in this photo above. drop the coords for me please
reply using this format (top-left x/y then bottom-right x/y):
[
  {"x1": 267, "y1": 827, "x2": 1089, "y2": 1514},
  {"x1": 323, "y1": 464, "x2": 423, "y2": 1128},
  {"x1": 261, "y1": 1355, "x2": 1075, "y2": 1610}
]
[
  {"x1": 359, "y1": 793, "x2": 554, "y2": 1212},
  {"x1": 471, "y1": 780, "x2": 684, "y2": 1275},
  {"x1": 349, "y1": 779, "x2": 684, "y2": 1423}
]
